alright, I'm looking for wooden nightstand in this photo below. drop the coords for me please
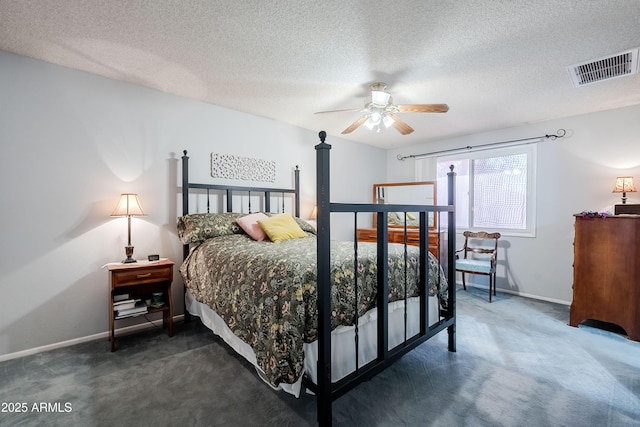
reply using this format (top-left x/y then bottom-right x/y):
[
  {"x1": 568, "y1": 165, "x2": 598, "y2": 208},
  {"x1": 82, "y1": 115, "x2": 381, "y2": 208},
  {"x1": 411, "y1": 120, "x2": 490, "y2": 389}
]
[{"x1": 107, "y1": 259, "x2": 175, "y2": 351}]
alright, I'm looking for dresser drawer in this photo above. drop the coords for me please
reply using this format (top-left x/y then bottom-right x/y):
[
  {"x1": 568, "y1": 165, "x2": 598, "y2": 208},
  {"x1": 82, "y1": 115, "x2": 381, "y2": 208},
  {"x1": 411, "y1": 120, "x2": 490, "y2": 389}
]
[
  {"x1": 358, "y1": 228, "x2": 441, "y2": 248},
  {"x1": 111, "y1": 265, "x2": 173, "y2": 287},
  {"x1": 388, "y1": 230, "x2": 439, "y2": 246},
  {"x1": 355, "y1": 228, "x2": 376, "y2": 242}
]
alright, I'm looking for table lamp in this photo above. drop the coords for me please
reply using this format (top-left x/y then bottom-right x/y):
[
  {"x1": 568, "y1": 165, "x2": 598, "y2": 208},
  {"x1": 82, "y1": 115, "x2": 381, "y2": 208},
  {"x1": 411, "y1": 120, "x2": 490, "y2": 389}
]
[
  {"x1": 111, "y1": 193, "x2": 145, "y2": 263},
  {"x1": 612, "y1": 176, "x2": 636, "y2": 204}
]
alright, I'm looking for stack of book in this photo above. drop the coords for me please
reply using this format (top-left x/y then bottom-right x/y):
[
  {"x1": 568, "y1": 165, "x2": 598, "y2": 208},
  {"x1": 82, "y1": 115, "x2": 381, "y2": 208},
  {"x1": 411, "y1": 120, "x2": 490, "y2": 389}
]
[{"x1": 113, "y1": 294, "x2": 148, "y2": 319}]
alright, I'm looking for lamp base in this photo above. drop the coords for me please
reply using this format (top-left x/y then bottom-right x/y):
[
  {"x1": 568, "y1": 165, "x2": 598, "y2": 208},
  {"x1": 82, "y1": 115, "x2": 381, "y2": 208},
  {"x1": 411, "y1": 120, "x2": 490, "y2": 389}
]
[{"x1": 122, "y1": 245, "x2": 137, "y2": 264}]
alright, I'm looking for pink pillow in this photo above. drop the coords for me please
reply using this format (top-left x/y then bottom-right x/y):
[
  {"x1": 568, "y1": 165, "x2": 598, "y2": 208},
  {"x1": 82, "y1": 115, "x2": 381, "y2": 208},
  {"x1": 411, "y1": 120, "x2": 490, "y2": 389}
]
[{"x1": 236, "y1": 212, "x2": 269, "y2": 241}]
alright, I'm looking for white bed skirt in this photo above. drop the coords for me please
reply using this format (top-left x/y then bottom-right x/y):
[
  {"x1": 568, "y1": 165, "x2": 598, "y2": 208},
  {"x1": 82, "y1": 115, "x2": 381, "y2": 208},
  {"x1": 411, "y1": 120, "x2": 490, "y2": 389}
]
[{"x1": 185, "y1": 291, "x2": 440, "y2": 397}]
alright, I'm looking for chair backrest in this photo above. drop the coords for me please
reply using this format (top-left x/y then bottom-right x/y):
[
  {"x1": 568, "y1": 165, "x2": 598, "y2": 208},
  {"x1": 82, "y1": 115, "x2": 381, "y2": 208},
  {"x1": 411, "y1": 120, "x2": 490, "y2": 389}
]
[{"x1": 461, "y1": 231, "x2": 501, "y2": 260}]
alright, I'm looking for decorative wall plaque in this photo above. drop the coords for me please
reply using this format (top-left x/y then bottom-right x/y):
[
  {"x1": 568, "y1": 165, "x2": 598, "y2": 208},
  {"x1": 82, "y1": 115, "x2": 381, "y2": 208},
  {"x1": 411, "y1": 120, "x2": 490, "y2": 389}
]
[{"x1": 211, "y1": 153, "x2": 275, "y2": 182}]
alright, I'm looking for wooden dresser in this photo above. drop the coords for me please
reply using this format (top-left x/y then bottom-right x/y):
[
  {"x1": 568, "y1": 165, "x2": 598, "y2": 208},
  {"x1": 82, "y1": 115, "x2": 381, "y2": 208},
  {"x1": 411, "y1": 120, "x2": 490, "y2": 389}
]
[
  {"x1": 356, "y1": 228, "x2": 447, "y2": 272},
  {"x1": 570, "y1": 215, "x2": 640, "y2": 341}
]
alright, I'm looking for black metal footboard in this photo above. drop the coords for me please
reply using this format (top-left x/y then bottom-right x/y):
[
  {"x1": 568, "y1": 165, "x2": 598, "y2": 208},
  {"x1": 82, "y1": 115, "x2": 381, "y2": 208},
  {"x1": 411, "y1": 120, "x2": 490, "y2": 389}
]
[{"x1": 313, "y1": 131, "x2": 456, "y2": 425}]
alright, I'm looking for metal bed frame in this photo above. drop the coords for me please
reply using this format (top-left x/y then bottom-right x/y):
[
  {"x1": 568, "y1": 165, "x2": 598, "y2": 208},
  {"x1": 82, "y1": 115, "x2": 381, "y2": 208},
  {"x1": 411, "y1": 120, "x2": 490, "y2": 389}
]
[
  {"x1": 313, "y1": 131, "x2": 456, "y2": 425},
  {"x1": 180, "y1": 131, "x2": 456, "y2": 426}
]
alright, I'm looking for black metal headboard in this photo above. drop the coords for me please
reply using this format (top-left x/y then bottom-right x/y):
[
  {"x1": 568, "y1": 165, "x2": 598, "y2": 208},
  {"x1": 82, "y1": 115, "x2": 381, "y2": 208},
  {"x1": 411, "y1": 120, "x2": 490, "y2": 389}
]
[{"x1": 181, "y1": 150, "x2": 301, "y2": 258}]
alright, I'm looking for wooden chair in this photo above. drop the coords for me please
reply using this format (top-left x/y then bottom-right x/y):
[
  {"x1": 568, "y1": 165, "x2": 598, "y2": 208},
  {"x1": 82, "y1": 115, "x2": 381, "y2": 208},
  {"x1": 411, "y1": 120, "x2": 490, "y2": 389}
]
[{"x1": 455, "y1": 231, "x2": 501, "y2": 302}]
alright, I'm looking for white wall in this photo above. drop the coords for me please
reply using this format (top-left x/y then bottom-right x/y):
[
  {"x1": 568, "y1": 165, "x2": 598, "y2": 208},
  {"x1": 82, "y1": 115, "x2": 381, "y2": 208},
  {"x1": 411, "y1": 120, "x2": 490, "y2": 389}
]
[
  {"x1": 4, "y1": 48, "x2": 637, "y2": 357},
  {"x1": 0, "y1": 51, "x2": 386, "y2": 358},
  {"x1": 387, "y1": 106, "x2": 640, "y2": 304}
]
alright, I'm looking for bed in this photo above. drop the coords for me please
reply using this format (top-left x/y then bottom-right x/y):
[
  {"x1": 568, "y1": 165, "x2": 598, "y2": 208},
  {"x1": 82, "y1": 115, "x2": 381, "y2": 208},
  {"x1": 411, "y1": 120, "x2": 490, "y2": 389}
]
[{"x1": 179, "y1": 131, "x2": 456, "y2": 425}]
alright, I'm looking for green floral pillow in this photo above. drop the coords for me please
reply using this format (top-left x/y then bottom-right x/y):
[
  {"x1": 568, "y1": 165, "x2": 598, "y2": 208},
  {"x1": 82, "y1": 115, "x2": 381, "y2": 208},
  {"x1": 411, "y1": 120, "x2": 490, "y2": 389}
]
[{"x1": 177, "y1": 213, "x2": 244, "y2": 244}]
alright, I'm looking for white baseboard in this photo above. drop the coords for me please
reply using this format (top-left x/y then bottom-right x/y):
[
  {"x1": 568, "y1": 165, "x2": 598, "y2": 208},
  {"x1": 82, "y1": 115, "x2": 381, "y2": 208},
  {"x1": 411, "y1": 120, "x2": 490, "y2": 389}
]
[
  {"x1": 0, "y1": 314, "x2": 185, "y2": 363},
  {"x1": 458, "y1": 281, "x2": 571, "y2": 306}
]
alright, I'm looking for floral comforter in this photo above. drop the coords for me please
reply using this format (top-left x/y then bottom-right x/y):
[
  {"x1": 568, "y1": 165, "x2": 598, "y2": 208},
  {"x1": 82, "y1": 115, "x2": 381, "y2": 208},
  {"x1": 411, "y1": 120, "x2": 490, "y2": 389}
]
[{"x1": 180, "y1": 233, "x2": 447, "y2": 387}]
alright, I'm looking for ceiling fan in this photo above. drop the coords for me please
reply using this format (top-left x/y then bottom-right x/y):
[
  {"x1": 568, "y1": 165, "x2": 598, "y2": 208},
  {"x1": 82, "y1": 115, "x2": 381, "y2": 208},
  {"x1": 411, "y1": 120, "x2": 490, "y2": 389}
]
[{"x1": 315, "y1": 82, "x2": 449, "y2": 135}]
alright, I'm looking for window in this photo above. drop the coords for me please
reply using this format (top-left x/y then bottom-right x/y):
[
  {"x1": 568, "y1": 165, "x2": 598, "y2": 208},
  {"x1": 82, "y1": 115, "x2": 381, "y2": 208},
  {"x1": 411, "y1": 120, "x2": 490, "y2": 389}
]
[{"x1": 434, "y1": 145, "x2": 537, "y2": 236}]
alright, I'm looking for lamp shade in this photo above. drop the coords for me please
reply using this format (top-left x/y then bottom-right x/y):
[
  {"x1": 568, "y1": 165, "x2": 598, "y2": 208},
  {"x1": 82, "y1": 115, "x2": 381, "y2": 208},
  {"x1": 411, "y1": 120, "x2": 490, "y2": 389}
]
[
  {"x1": 382, "y1": 114, "x2": 395, "y2": 128},
  {"x1": 364, "y1": 110, "x2": 394, "y2": 133},
  {"x1": 612, "y1": 177, "x2": 637, "y2": 193},
  {"x1": 111, "y1": 194, "x2": 145, "y2": 217},
  {"x1": 371, "y1": 89, "x2": 391, "y2": 106}
]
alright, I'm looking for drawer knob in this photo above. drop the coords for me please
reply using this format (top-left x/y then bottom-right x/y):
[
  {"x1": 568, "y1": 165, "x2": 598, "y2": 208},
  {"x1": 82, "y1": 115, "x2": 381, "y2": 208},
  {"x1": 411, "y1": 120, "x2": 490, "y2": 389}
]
[{"x1": 137, "y1": 273, "x2": 152, "y2": 278}]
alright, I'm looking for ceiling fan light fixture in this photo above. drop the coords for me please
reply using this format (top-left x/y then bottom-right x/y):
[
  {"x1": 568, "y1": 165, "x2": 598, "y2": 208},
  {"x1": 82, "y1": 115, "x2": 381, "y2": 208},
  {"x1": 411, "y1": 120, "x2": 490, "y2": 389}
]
[
  {"x1": 371, "y1": 90, "x2": 391, "y2": 106},
  {"x1": 363, "y1": 116, "x2": 374, "y2": 130},
  {"x1": 363, "y1": 112, "x2": 394, "y2": 133},
  {"x1": 321, "y1": 82, "x2": 448, "y2": 136}
]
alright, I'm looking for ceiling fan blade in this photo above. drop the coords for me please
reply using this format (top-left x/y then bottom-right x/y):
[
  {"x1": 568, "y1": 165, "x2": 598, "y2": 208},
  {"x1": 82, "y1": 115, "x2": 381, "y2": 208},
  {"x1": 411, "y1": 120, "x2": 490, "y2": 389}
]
[
  {"x1": 341, "y1": 116, "x2": 369, "y2": 134},
  {"x1": 397, "y1": 104, "x2": 449, "y2": 113},
  {"x1": 315, "y1": 108, "x2": 362, "y2": 114},
  {"x1": 389, "y1": 114, "x2": 414, "y2": 135}
]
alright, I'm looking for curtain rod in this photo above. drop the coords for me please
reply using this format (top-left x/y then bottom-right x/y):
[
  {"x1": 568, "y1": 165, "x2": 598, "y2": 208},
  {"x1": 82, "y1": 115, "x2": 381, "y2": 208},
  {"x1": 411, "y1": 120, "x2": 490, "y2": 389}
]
[{"x1": 397, "y1": 129, "x2": 566, "y2": 161}]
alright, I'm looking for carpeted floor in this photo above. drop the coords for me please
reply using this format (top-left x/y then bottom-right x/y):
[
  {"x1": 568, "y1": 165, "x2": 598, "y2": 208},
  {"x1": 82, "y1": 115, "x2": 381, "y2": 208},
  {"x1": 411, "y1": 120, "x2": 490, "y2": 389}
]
[{"x1": 1, "y1": 286, "x2": 639, "y2": 427}]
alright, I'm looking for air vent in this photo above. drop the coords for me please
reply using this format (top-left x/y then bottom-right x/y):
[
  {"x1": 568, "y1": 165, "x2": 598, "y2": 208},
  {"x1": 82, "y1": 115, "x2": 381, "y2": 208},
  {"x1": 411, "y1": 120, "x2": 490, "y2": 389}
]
[{"x1": 567, "y1": 48, "x2": 639, "y2": 87}]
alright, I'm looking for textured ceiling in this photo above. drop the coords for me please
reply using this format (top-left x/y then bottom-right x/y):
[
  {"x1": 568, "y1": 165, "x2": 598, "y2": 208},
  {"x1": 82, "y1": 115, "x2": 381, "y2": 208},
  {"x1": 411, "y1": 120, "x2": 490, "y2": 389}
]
[{"x1": 1, "y1": 0, "x2": 640, "y2": 149}]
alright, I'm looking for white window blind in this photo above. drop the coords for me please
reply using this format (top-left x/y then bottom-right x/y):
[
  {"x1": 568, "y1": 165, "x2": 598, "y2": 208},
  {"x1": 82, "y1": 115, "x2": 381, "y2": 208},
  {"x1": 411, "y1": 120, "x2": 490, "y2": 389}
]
[{"x1": 426, "y1": 145, "x2": 537, "y2": 236}]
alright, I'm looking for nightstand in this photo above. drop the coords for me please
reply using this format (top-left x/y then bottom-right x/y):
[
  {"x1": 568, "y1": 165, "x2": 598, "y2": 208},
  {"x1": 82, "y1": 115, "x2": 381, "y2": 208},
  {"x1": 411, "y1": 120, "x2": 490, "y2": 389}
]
[{"x1": 107, "y1": 259, "x2": 175, "y2": 351}]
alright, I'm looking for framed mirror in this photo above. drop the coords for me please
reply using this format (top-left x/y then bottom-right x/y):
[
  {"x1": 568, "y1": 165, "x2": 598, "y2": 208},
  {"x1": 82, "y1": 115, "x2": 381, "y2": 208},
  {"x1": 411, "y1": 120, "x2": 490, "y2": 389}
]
[{"x1": 372, "y1": 181, "x2": 437, "y2": 229}]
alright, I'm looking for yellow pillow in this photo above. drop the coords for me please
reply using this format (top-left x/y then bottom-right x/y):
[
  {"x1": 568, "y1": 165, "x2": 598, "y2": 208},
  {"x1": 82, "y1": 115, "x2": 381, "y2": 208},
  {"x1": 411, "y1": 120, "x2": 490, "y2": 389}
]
[{"x1": 257, "y1": 214, "x2": 308, "y2": 242}]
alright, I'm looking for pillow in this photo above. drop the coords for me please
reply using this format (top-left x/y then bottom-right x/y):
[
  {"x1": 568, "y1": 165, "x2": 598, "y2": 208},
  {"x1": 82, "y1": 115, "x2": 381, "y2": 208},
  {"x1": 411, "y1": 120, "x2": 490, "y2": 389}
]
[
  {"x1": 293, "y1": 217, "x2": 317, "y2": 234},
  {"x1": 257, "y1": 213, "x2": 308, "y2": 242},
  {"x1": 236, "y1": 212, "x2": 269, "y2": 241},
  {"x1": 388, "y1": 212, "x2": 401, "y2": 225},
  {"x1": 177, "y1": 212, "x2": 244, "y2": 244},
  {"x1": 388, "y1": 212, "x2": 418, "y2": 225},
  {"x1": 262, "y1": 212, "x2": 317, "y2": 235}
]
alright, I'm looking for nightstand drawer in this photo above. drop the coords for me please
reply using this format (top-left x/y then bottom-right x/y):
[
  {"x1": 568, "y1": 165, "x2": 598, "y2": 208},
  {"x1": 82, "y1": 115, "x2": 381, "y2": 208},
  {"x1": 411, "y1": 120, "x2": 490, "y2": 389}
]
[{"x1": 111, "y1": 265, "x2": 172, "y2": 287}]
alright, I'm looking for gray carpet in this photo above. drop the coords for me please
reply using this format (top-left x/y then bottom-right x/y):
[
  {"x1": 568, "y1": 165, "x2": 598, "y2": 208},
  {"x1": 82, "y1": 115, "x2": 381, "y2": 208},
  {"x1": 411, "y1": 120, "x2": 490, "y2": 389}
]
[{"x1": 1, "y1": 286, "x2": 639, "y2": 427}]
